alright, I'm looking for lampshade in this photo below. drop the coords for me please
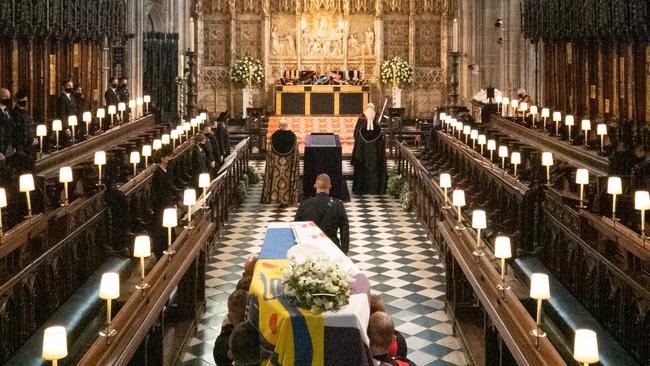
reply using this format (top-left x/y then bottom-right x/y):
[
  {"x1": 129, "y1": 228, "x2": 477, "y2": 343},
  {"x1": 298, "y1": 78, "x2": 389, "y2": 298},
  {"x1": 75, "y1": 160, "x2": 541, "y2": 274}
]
[
  {"x1": 529, "y1": 105, "x2": 538, "y2": 115},
  {"x1": 161, "y1": 134, "x2": 170, "y2": 144},
  {"x1": 42, "y1": 326, "x2": 68, "y2": 361},
  {"x1": 59, "y1": 167, "x2": 73, "y2": 183},
  {"x1": 94, "y1": 151, "x2": 106, "y2": 165},
  {"x1": 107, "y1": 105, "x2": 116, "y2": 115},
  {"x1": 511, "y1": 152, "x2": 521, "y2": 165},
  {"x1": 67, "y1": 115, "x2": 77, "y2": 126},
  {"x1": 576, "y1": 169, "x2": 589, "y2": 185},
  {"x1": 190, "y1": 118, "x2": 198, "y2": 127},
  {"x1": 142, "y1": 145, "x2": 152, "y2": 157},
  {"x1": 634, "y1": 191, "x2": 650, "y2": 210},
  {"x1": 184, "y1": 189, "x2": 197, "y2": 206},
  {"x1": 439, "y1": 173, "x2": 452, "y2": 188},
  {"x1": 136, "y1": 97, "x2": 143, "y2": 106},
  {"x1": 487, "y1": 140, "x2": 496, "y2": 151},
  {"x1": 170, "y1": 130, "x2": 179, "y2": 139},
  {"x1": 596, "y1": 123, "x2": 607, "y2": 136},
  {"x1": 19, "y1": 174, "x2": 35, "y2": 192},
  {"x1": 199, "y1": 173, "x2": 211, "y2": 188},
  {"x1": 456, "y1": 122, "x2": 463, "y2": 131},
  {"x1": 82, "y1": 111, "x2": 92, "y2": 123},
  {"x1": 439, "y1": 112, "x2": 447, "y2": 121},
  {"x1": 133, "y1": 235, "x2": 151, "y2": 258},
  {"x1": 494, "y1": 236, "x2": 512, "y2": 259},
  {"x1": 176, "y1": 126, "x2": 184, "y2": 134},
  {"x1": 130, "y1": 151, "x2": 140, "y2": 164},
  {"x1": 541, "y1": 108, "x2": 550, "y2": 118},
  {"x1": 463, "y1": 125, "x2": 471, "y2": 135},
  {"x1": 183, "y1": 122, "x2": 191, "y2": 131},
  {"x1": 471, "y1": 210, "x2": 487, "y2": 229},
  {"x1": 519, "y1": 102, "x2": 528, "y2": 111},
  {"x1": 162, "y1": 208, "x2": 177, "y2": 227},
  {"x1": 498, "y1": 145, "x2": 508, "y2": 158},
  {"x1": 573, "y1": 329, "x2": 600, "y2": 364},
  {"x1": 452, "y1": 190, "x2": 465, "y2": 207},
  {"x1": 117, "y1": 102, "x2": 126, "y2": 112},
  {"x1": 128, "y1": 99, "x2": 136, "y2": 109},
  {"x1": 470, "y1": 129, "x2": 478, "y2": 140},
  {"x1": 97, "y1": 108, "x2": 106, "y2": 119},
  {"x1": 143, "y1": 95, "x2": 151, "y2": 103},
  {"x1": 565, "y1": 115, "x2": 575, "y2": 126},
  {"x1": 52, "y1": 120, "x2": 62, "y2": 131},
  {"x1": 152, "y1": 139, "x2": 162, "y2": 150},
  {"x1": 502, "y1": 97, "x2": 510, "y2": 105},
  {"x1": 0, "y1": 188, "x2": 7, "y2": 208},
  {"x1": 510, "y1": 99, "x2": 519, "y2": 109},
  {"x1": 478, "y1": 135, "x2": 486, "y2": 145},
  {"x1": 201, "y1": 112, "x2": 207, "y2": 121},
  {"x1": 495, "y1": 95, "x2": 502, "y2": 104},
  {"x1": 607, "y1": 177, "x2": 622, "y2": 195},
  {"x1": 529, "y1": 273, "x2": 551, "y2": 300},
  {"x1": 581, "y1": 119, "x2": 591, "y2": 131},
  {"x1": 99, "y1": 272, "x2": 120, "y2": 300},
  {"x1": 552, "y1": 111, "x2": 561, "y2": 122},
  {"x1": 541, "y1": 152, "x2": 554, "y2": 166},
  {"x1": 36, "y1": 124, "x2": 47, "y2": 137}
]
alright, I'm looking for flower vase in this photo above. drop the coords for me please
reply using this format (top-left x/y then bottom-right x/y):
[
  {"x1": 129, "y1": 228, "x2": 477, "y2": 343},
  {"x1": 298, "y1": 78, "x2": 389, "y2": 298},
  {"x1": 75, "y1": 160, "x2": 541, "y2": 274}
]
[{"x1": 392, "y1": 87, "x2": 402, "y2": 108}]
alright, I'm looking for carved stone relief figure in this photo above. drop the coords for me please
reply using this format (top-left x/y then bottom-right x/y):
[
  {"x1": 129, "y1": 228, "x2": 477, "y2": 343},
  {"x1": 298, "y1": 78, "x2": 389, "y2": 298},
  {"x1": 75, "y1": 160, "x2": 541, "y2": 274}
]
[
  {"x1": 365, "y1": 27, "x2": 374, "y2": 54},
  {"x1": 271, "y1": 24, "x2": 281, "y2": 56}
]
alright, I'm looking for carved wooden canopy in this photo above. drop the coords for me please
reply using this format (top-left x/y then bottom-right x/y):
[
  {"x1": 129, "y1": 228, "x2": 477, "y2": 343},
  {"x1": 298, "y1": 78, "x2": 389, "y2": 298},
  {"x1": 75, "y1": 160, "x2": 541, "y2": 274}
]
[{"x1": 195, "y1": 0, "x2": 448, "y2": 15}]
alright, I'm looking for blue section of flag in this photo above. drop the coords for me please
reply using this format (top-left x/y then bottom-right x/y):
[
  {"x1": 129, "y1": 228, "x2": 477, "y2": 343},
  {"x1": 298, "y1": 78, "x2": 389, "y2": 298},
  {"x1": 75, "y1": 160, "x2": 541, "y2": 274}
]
[
  {"x1": 277, "y1": 295, "x2": 313, "y2": 365},
  {"x1": 259, "y1": 228, "x2": 296, "y2": 259}
]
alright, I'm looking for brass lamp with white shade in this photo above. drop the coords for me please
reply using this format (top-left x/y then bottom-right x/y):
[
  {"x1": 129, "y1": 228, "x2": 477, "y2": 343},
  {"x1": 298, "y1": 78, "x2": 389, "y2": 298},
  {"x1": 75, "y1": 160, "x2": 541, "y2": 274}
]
[
  {"x1": 552, "y1": 111, "x2": 562, "y2": 135},
  {"x1": 36, "y1": 124, "x2": 47, "y2": 156},
  {"x1": 59, "y1": 167, "x2": 73, "y2": 206},
  {"x1": 20, "y1": 173, "x2": 35, "y2": 218},
  {"x1": 573, "y1": 329, "x2": 599, "y2": 366},
  {"x1": 98, "y1": 272, "x2": 119, "y2": 340},
  {"x1": 494, "y1": 236, "x2": 511, "y2": 297},
  {"x1": 107, "y1": 105, "x2": 116, "y2": 127},
  {"x1": 130, "y1": 151, "x2": 140, "y2": 176},
  {"x1": 456, "y1": 122, "x2": 463, "y2": 140},
  {"x1": 487, "y1": 139, "x2": 496, "y2": 161},
  {"x1": 439, "y1": 112, "x2": 447, "y2": 127},
  {"x1": 42, "y1": 326, "x2": 67, "y2": 366},
  {"x1": 510, "y1": 99, "x2": 519, "y2": 117},
  {"x1": 199, "y1": 173, "x2": 211, "y2": 209},
  {"x1": 478, "y1": 134, "x2": 486, "y2": 155},
  {"x1": 565, "y1": 115, "x2": 575, "y2": 142},
  {"x1": 200, "y1": 112, "x2": 207, "y2": 123},
  {"x1": 191, "y1": 118, "x2": 198, "y2": 135},
  {"x1": 439, "y1": 173, "x2": 452, "y2": 209},
  {"x1": 452, "y1": 189, "x2": 466, "y2": 230},
  {"x1": 161, "y1": 134, "x2": 170, "y2": 146},
  {"x1": 171, "y1": 130, "x2": 179, "y2": 148},
  {"x1": 541, "y1": 108, "x2": 550, "y2": 130},
  {"x1": 471, "y1": 210, "x2": 487, "y2": 257},
  {"x1": 529, "y1": 105, "x2": 538, "y2": 127},
  {"x1": 581, "y1": 119, "x2": 591, "y2": 147},
  {"x1": 144, "y1": 95, "x2": 151, "y2": 114},
  {"x1": 52, "y1": 119, "x2": 62, "y2": 149},
  {"x1": 634, "y1": 191, "x2": 650, "y2": 240},
  {"x1": 0, "y1": 188, "x2": 6, "y2": 236},
  {"x1": 519, "y1": 102, "x2": 528, "y2": 122},
  {"x1": 117, "y1": 102, "x2": 126, "y2": 123},
  {"x1": 128, "y1": 99, "x2": 136, "y2": 121},
  {"x1": 184, "y1": 189, "x2": 197, "y2": 229},
  {"x1": 68, "y1": 115, "x2": 78, "y2": 143},
  {"x1": 94, "y1": 151, "x2": 106, "y2": 186},
  {"x1": 136, "y1": 97, "x2": 143, "y2": 118},
  {"x1": 529, "y1": 273, "x2": 551, "y2": 342},
  {"x1": 495, "y1": 95, "x2": 502, "y2": 113},
  {"x1": 501, "y1": 97, "x2": 510, "y2": 117},
  {"x1": 142, "y1": 145, "x2": 152, "y2": 168},
  {"x1": 183, "y1": 121, "x2": 191, "y2": 138},
  {"x1": 596, "y1": 123, "x2": 607, "y2": 154},
  {"x1": 542, "y1": 152, "x2": 554, "y2": 185},
  {"x1": 133, "y1": 235, "x2": 151, "y2": 290},
  {"x1": 575, "y1": 169, "x2": 589, "y2": 209},
  {"x1": 462, "y1": 125, "x2": 471, "y2": 145},
  {"x1": 470, "y1": 129, "x2": 478, "y2": 149},
  {"x1": 511, "y1": 152, "x2": 521, "y2": 176},
  {"x1": 176, "y1": 126, "x2": 184, "y2": 143},
  {"x1": 162, "y1": 208, "x2": 177, "y2": 255},
  {"x1": 152, "y1": 139, "x2": 162, "y2": 151},
  {"x1": 96, "y1": 107, "x2": 105, "y2": 131},
  {"x1": 498, "y1": 145, "x2": 508, "y2": 170},
  {"x1": 82, "y1": 111, "x2": 92, "y2": 137},
  {"x1": 607, "y1": 177, "x2": 622, "y2": 222}
]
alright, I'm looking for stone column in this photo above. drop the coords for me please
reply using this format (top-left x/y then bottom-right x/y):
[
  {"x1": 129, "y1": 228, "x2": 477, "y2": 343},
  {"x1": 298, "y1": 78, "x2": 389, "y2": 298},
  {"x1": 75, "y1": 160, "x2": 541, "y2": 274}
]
[{"x1": 127, "y1": 0, "x2": 144, "y2": 103}]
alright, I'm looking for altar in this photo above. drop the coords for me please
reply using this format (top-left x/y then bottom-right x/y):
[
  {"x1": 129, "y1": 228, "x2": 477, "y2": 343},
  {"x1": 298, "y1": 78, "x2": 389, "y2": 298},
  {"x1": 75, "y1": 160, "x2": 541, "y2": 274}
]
[{"x1": 275, "y1": 85, "x2": 369, "y2": 116}]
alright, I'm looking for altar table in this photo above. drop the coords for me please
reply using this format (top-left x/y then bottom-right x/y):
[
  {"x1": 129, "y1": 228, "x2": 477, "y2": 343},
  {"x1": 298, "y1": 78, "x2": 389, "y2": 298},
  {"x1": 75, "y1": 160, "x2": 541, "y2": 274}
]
[{"x1": 248, "y1": 222, "x2": 373, "y2": 366}]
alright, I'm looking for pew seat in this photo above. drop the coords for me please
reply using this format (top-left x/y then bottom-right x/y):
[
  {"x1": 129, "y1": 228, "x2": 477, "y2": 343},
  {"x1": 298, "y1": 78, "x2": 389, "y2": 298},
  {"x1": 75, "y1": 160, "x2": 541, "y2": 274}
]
[
  {"x1": 6, "y1": 257, "x2": 131, "y2": 366},
  {"x1": 515, "y1": 256, "x2": 638, "y2": 366}
]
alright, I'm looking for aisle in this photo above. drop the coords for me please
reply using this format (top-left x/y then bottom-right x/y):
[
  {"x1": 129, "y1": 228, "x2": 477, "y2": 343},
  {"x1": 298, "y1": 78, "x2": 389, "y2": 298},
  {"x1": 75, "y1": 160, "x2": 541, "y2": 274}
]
[{"x1": 178, "y1": 163, "x2": 467, "y2": 366}]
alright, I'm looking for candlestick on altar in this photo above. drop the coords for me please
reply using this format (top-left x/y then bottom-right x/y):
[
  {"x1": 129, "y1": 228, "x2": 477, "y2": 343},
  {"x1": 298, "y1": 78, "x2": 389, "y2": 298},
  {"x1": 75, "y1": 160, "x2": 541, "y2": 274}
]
[{"x1": 361, "y1": 45, "x2": 366, "y2": 79}]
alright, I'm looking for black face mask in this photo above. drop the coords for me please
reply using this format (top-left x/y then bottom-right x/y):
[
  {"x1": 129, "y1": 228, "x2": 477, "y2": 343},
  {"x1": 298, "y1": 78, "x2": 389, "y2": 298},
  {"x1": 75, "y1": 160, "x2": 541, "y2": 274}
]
[
  {"x1": 65, "y1": 87, "x2": 73, "y2": 93},
  {"x1": 1, "y1": 99, "x2": 11, "y2": 107},
  {"x1": 17, "y1": 101, "x2": 27, "y2": 108},
  {"x1": 111, "y1": 83, "x2": 118, "y2": 89},
  {"x1": 119, "y1": 84, "x2": 127, "y2": 89}
]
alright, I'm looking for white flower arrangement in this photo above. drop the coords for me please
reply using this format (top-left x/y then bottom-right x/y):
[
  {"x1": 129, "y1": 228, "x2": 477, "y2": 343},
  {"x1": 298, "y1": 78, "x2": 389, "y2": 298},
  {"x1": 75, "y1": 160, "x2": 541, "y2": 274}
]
[
  {"x1": 230, "y1": 57, "x2": 265, "y2": 87},
  {"x1": 282, "y1": 256, "x2": 352, "y2": 314},
  {"x1": 380, "y1": 56, "x2": 414, "y2": 88}
]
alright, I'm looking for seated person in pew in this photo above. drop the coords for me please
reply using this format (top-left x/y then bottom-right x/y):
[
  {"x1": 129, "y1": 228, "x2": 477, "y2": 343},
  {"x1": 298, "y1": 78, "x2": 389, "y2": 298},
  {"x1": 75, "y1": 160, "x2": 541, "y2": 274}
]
[
  {"x1": 368, "y1": 312, "x2": 416, "y2": 366},
  {"x1": 369, "y1": 294, "x2": 408, "y2": 358},
  {"x1": 294, "y1": 174, "x2": 350, "y2": 254},
  {"x1": 213, "y1": 289, "x2": 248, "y2": 366}
]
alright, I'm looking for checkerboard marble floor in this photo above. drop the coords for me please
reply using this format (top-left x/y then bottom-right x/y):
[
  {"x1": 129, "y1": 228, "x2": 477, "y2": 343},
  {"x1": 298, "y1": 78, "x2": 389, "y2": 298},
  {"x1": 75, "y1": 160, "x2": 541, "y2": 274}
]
[{"x1": 178, "y1": 161, "x2": 467, "y2": 366}]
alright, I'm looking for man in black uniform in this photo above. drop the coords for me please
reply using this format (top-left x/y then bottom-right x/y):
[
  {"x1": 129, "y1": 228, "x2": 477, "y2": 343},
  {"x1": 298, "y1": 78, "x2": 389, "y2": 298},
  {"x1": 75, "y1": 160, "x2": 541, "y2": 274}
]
[
  {"x1": 294, "y1": 174, "x2": 350, "y2": 254},
  {"x1": 104, "y1": 77, "x2": 120, "y2": 108}
]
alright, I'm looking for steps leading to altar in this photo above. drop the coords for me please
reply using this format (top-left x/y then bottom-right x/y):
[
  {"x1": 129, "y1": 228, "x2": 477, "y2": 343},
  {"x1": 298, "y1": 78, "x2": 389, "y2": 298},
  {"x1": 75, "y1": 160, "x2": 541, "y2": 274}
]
[{"x1": 267, "y1": 115, "x2": 358, "y2": 155}]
